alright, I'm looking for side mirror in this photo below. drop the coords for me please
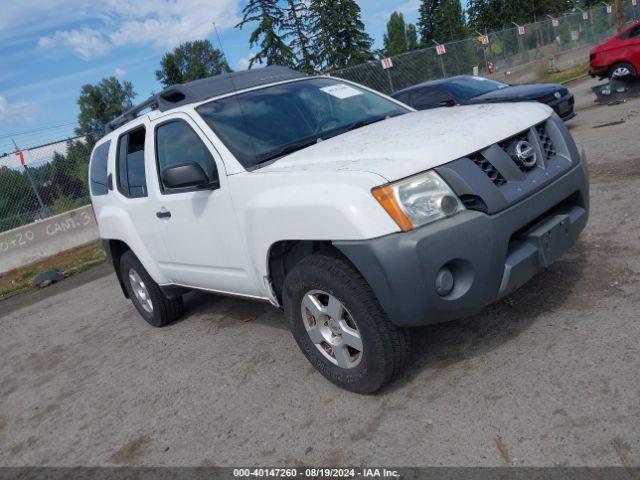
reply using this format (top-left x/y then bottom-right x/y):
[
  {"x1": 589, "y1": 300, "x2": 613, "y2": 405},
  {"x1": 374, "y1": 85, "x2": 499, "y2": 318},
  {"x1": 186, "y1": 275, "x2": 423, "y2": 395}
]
[{"x1": 161, "y1": 162, "x2": 216, "y2": 189}]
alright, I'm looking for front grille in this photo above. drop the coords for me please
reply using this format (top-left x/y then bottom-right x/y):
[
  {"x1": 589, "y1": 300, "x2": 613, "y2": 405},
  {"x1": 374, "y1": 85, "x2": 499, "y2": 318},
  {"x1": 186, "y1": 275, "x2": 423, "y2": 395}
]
[
  {"x1": 536, "y1": 124, "x2": 556, "y2": 161},
  {"x1": 468, "y1": 152, "x2": 507, "y2": 186},
  {"x1": 466, "y1": 123, "x2": 557, "y2": 187},
  {"x1": 436, "y1": 118, "x2": 576, "y2": 215},
  {"x1": 499, "y1": 130, "x2": 533, "y2": 172}
]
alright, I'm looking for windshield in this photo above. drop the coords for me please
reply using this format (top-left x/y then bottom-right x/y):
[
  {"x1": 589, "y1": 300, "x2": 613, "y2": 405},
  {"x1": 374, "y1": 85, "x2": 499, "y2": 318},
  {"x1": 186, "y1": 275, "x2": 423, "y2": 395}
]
[
  {"x1": 438, "y1": 76, "x2": 508, "y2": 100},
  {"x1": 196, "y1": 78, "x2": 408, "y2": 168}
]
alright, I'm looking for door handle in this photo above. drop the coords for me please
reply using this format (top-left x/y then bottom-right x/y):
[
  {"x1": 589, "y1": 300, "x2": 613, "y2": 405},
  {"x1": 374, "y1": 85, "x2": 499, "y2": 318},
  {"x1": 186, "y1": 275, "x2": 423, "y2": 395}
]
[{"x1": 156, "y1": 210, "x2": 171, "y2": 219}]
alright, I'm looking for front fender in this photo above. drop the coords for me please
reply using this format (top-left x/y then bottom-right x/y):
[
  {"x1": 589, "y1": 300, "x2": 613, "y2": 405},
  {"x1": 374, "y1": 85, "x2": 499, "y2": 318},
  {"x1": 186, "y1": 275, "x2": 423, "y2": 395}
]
[{"x1": 229, "y1": 170, "x2": 400, "y2": 295}]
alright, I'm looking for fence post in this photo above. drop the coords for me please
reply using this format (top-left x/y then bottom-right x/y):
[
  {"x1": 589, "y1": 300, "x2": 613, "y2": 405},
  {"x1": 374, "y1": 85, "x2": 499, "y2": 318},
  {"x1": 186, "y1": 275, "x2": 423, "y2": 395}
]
[
  {"x1": 432, "y1": 40, "x2": 447, "y2": 78},
  {"x1": 12, "y1": 139, "x2": 48, "y2": 219},
  {"x1": 386, "y1": 68, "x2": 395, "y2": 94},
  {"x1": 476, "y1": 30, "x2": 490, "y2": 73}
]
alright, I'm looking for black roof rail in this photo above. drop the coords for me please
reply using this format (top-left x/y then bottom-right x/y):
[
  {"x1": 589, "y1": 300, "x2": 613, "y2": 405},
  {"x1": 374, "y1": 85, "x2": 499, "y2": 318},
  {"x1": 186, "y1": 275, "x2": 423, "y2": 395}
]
[{"x1": 105, "y1": 66, "x2": 308, "y2": 134}]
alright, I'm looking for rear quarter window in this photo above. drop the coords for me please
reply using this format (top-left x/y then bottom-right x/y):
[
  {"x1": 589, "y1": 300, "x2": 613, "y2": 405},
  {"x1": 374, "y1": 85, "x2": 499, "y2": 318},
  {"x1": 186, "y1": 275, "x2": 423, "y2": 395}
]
[{"x1": 90, "y1": 141, "x2": 111, "y2": 196}]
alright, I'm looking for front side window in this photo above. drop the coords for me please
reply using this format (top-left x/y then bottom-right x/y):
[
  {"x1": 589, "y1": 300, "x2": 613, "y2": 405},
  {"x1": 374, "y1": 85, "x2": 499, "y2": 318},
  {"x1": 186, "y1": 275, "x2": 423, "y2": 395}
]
[
  {"x1": 117, "y1": 127, "x2": 147, "y2": 198},
  {"x1": 196, "y1": 78, "x2": 408, "y2": 169},
  {"x1": 155, "y1": 120, "x2": 218, "y2": 192},
  {"x1": 90, "y1": 141, "x2": 111, "y2": 196}
]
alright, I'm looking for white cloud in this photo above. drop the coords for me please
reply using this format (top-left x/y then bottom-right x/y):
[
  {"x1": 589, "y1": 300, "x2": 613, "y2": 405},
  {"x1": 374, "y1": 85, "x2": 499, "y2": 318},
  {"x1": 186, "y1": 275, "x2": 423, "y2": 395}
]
[
  {"x1": 237, "y1": 53, "x2": 261, "y2": 71},
  {"x1": 115, "y1": 67, "x2": 126, "y2": 76},
  {"x1": 107, "y1": 0, "x2": 239, "y2": 48},
  {"x1": 38, "y1": 27, "x2": 110, "y2": 60},
  {"x1": 0, "y1": 0, "x2": 97, "y2": 44},
  {"x1": 33, "y1": 0, "x2": 241, "y2": 61},
  {"x1": 0, "y1": 96, "x2": 38, "y2": 124},
  {"x1": 396, "y1": 0, "x2": 421, "y2": 14}
]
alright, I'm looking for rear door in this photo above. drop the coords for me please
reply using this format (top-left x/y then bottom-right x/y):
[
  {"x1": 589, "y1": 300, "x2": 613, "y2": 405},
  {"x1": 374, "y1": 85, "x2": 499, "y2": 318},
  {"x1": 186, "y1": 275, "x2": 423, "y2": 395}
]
[
  {"x1": 112, "y1": 122, "x2": 175, "y2": 281},
  {"x1": 149, "y1": 112, "x2": 259, "y2": 296}
]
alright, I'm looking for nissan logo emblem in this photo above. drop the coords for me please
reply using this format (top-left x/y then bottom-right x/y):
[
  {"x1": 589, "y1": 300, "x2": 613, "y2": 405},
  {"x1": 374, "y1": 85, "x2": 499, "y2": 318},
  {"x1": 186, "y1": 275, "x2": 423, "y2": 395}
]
[{"x1": 515, "y1": 140, "x2": 537, "y2": 168}]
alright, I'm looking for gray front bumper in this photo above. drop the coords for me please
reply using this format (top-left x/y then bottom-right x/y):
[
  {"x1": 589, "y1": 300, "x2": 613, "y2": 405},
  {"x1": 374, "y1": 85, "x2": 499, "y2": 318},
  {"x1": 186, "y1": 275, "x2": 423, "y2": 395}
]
[{"x1": 335, "y1": 159, "x2": 589, "y2": 328}]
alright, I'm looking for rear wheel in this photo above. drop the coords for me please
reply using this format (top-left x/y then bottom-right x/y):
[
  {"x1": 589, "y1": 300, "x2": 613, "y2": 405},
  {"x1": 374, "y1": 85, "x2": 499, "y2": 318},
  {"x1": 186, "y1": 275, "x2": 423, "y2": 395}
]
[
  {"x1": 120, "y1": 251, "x2": 183, "y2": 327},
  {"x1": 610, "y1": 62, "x2": 637, "y2": 78},
  {"x1": 283, "y1": 254, "x2": 411, "y2": 394}
]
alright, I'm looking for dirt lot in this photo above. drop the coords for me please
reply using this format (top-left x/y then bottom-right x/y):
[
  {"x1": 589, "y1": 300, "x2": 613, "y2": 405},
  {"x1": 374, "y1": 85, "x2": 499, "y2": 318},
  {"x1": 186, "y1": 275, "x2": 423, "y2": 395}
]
[{"x1": 1, "y1": 77, "x2": 639, "y2": 467}]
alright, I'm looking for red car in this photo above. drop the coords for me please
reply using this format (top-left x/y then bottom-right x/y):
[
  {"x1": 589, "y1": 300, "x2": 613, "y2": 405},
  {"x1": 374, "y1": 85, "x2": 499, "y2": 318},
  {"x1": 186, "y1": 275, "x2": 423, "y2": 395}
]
[{"x1": 590, "y1": 21, "x2": 640, "y2": 79}]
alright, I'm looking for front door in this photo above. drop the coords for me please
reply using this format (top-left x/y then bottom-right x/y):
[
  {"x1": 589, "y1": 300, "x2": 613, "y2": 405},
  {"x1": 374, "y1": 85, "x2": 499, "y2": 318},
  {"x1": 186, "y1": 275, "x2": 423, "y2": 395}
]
[{"x1": 150, "y1": 112, "x2": 258, "y2": 297}]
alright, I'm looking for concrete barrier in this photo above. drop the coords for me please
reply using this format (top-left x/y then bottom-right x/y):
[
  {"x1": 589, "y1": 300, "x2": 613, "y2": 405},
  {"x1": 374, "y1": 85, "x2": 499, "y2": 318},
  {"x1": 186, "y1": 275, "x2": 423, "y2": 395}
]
[{"x1": 0, "y1": 206, "x2": 99, "y2": 275}]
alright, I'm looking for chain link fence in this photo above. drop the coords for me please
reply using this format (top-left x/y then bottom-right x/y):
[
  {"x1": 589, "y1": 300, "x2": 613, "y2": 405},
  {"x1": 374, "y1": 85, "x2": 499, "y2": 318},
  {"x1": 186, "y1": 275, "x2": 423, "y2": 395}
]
[
  {"x1": 329, "y1": 3, "x2": 640, "y2": 95},
  {"x1": 0, "y1": 137, "x2": 92, "y2": 233},
  {"x1": 2, "y1": 3, "x2": 639, "y2": 235}
]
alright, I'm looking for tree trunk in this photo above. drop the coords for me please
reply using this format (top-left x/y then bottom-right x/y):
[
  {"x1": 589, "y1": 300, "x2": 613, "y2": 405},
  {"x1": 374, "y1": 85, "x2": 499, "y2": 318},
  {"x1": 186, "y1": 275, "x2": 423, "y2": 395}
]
[{"x1": 615, "y1": 0, "x2": 625, "y2": 32}]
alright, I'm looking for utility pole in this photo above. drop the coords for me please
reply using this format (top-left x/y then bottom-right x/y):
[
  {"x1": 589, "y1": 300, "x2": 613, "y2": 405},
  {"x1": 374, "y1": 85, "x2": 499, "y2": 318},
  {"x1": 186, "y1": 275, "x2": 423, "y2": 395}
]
[
  {"x1": 12, "y1": 139, "x2": 47, "y2": 217},
  {"x1": 615, "y1": 0, "x2": 625, "y2": 31}
]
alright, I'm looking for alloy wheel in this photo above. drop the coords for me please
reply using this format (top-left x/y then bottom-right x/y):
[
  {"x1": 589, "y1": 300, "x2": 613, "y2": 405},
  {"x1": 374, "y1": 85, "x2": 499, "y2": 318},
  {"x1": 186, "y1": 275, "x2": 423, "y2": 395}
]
[
  {"x1": 301, "y1": 289, "x2": 363, "y2": 369},
  {"x1": 128, "y1": 268, "x2": 154, "y2": 314}
]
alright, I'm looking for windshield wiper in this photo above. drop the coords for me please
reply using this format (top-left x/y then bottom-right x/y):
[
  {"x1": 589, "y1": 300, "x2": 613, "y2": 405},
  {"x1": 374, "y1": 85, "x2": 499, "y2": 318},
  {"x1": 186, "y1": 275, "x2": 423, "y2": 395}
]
[
  {"x1": 342, "y1": 115, "x2": 392, "y2": 133},
  {"x1": 253, "y1": 115, "x2": 397, "y2": 166},
  {"x1": 255, "y1": 137, "x2": 322, "y2": 165}
]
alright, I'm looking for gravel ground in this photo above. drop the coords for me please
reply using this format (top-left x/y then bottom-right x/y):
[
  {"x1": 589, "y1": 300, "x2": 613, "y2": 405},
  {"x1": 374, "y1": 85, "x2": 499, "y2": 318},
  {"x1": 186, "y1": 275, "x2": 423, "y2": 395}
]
[{"x1": 1, "y1": 76, "x2": 639, "y2": 467}]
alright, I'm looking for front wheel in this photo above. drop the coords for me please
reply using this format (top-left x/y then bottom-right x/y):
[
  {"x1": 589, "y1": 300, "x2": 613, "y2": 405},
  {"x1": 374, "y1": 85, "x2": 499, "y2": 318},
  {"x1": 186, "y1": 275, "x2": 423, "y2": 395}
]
[
  {"x1": 120, "y1": 251, "x2": 183, "y2": 327},
  {"x1": 283, "y1": 254, "x2": 411, "y2": 394},
  {"x1": 610, "y1": 62, "x2": 637, "y2": 78}
]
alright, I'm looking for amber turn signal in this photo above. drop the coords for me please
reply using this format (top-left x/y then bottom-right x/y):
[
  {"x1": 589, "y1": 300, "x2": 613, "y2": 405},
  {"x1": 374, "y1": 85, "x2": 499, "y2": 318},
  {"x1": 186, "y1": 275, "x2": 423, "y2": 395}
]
[{"x1": 371, "y1": 185, "x2": 414, "y2": 232}]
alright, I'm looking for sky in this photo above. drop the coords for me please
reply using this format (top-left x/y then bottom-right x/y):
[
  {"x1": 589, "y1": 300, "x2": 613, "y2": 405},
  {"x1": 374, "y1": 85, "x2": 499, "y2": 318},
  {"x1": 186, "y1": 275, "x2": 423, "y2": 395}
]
[{"x1": 0, "y1": 0, "x2": 428, "y2": 155}]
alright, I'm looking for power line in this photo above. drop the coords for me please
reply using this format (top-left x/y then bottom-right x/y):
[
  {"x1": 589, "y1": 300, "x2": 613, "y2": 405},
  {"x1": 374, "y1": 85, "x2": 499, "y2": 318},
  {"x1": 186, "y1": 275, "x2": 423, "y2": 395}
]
[{"x1": 0, "y1": 121, "x2": 77, "y2": 140}]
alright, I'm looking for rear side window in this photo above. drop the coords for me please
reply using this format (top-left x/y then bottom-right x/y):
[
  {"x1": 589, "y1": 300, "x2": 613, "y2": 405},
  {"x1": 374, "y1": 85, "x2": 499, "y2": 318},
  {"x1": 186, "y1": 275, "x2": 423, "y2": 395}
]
[
  {"x1": 410, "y1": 88, "x2": 452, "y2": 109},
  {"x1": 89, "y1": 141, "x2": 111, "y2": 196},
  {"x1": 393, "y1": 93, "x2": 410, "y2": 104},
  {"x1": 117, "y1": 127, "x2": 147, "y2": 198},
  {"x1": 155, "y1": 120, "x2": 218, "y2": 192}
]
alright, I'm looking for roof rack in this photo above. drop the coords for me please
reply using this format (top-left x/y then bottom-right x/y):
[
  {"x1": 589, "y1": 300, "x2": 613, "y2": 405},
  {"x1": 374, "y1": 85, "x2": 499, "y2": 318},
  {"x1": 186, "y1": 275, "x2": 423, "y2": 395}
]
[{"x1": 105, "y1": 66, "x2": 308, "y2": 133}]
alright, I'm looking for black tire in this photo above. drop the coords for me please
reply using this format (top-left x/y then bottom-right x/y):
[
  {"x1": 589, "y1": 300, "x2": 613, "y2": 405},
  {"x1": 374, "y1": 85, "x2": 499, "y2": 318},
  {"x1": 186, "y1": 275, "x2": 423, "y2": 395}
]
[
  {"x1": 610, "y1": 62, "x2": 637, "y2": 78},
  {"x1": 283, "y1": 253, "x2": 411, "y2": 394},
  {"x1": 120, "y1": 251, "x2": 183, "y2": 327}
]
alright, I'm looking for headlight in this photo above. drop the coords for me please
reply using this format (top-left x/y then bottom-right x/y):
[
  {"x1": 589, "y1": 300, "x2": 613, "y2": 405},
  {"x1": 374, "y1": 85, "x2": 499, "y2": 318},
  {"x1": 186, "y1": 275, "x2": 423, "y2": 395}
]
[{"x1": 372, "y1": 170, "x2": 464, "y2": 231}]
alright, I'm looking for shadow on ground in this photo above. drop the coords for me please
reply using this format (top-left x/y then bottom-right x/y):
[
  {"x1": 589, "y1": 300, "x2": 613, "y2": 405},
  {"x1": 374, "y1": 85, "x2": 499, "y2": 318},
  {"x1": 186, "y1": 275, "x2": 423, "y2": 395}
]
[{"x1": 171, "y1": 241, "x2": 593, "y2": 395}]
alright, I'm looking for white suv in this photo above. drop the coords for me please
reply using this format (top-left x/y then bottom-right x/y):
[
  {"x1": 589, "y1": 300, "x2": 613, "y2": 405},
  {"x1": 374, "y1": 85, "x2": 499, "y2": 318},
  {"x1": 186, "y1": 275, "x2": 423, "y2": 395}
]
[{"x1": 90, "y1": 66, "x2": 589, "y2": 393}]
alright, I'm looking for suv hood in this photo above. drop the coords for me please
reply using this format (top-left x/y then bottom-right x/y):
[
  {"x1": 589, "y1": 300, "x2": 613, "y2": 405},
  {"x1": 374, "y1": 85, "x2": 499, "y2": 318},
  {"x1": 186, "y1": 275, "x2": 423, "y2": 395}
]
[{"x1": 256, "y1": 102, "x2": 552, "y2": 182}]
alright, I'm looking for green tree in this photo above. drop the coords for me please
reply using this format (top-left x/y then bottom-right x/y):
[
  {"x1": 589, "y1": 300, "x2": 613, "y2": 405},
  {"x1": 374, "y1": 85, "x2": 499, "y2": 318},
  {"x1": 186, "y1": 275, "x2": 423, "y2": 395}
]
[
  {"x1": 467, "y1": 0, "x2": 570, "y2": 31},
  {"x1": 155, "y1": 40, "x2": 231, "y2": 87},
  {"x1": 433, "y1": 0, "x2": 468, "y2": 42},
  {"x1": 0, "y1": 166, "x2": 35, "y2": 231},
  {"x1": 383, "y1": 12, "x2": 408, "y2": 56},
  {"x1": 309, "y1": 0, "x2": 374, "y2": 70},
  {"x1": 284, "y1": 0, "x2": 315, "y2": 73},
  {"x1": 236, "y1": 0, "x2": 297, "y2": 68},
  {"x1": 418, "y1": 0, "x2": 440, "y2": 44},
  {"x1": 406, "y1": 24, "x2": 419, "y2": 51},
  {"x1": 76, "y1": 77, "x2": 136, "y2": 139}
]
